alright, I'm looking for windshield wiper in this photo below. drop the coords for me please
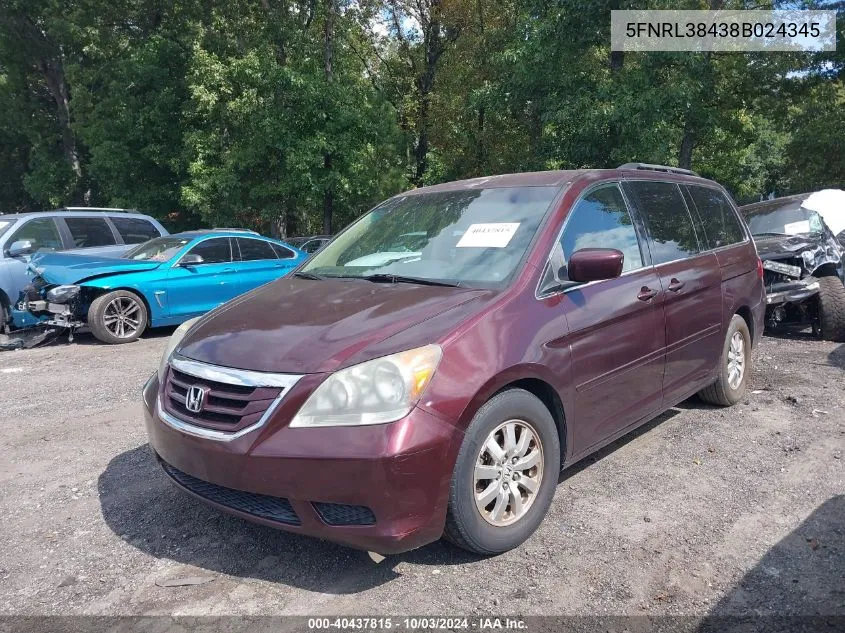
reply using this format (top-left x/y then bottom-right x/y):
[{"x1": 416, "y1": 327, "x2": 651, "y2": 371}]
[
  {"x1": 292, "y1": 271, "x2": 325, "y2": 280},
  {"x1": 361, "y1": 273, "x2": 460, "y2": 288},
  {"x1": 752, "y1": 232, "x2": 789, "y2": 237}
]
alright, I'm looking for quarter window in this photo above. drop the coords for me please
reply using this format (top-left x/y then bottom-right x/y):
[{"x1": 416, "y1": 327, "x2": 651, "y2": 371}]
[
  {"x1": 688, "y1": 186, "x2": 746, "y2": 248},
  {"x1": 237, "y1": 238, "x2": 276, "y2": 261},
  {"x1": 8, "y1": 218, "x2": 63, "y2": 252},
  {"x1": 560, "y1": 184, "x2": 643, "y2": 275},
  {"x1": 111, "y1": 217, "x2": 162, "y2": 244},
  {"x1": 64, "y1": 217, "x2": 117, "y2": 248},
  {"x1": 188, "y1": 238, "x2": 232, "y2": 264},
  {"x1": 628, "y1": 181, "x2": 701, "y2": 264},
  {"x1": 270, "y1": 243, "x2": 297, "y2": 259}
]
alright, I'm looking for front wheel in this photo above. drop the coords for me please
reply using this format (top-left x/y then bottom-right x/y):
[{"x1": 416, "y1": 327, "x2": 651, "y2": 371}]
[
  {"x1": 443, "y1": 389, "x2": 560, "y2": 555},
  {"x1": 88, "y1": 290, "x2": 148, "y2": 344},
  {"x1": 815, "y1": 275, "x2": 845, "y2": 342},
  {"x1": 698, "y1": 314, "x2": 751, "y2": 406}
]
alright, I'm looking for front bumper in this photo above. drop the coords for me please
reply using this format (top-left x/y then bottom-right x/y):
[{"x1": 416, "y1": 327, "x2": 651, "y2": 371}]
[
  {"x1": 765, "y1": 278, "x2": 820, "y2": 307},
  {"x1": 142, "y1": 374, "x2": 462, "y2": 554}
]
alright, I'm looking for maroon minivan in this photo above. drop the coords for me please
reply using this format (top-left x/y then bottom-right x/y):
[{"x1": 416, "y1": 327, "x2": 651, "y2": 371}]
[{"x1": 143, "y1": 164, "x2": 765, "y2": 555}]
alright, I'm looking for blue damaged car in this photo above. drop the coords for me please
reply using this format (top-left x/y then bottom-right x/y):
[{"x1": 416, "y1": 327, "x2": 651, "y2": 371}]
[{"x1": 20, "y1": 230, "x2": 304, "y2": 344}]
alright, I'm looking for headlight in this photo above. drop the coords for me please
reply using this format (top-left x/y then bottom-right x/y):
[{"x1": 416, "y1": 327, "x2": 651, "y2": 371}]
[
  {"x1": 290, "y1": 344, "x2": 443, "y2": 427},
  {"x1": 45, "y1": 285, "x2": 80, "y2": 303},
  {"x1": 158, "y1": 317, "x2": 201, "y2": 381}
]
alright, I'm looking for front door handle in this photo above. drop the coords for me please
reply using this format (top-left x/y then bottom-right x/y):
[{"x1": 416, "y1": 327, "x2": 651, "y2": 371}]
[
  {"x1": 637, "y1": 286, "x2": 658, "y2": 301},
  {"x1": 668, "y1": 278, "x2": 685, "y2": 292}
]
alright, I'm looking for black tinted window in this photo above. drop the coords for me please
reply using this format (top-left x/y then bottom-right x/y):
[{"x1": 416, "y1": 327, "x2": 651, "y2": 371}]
[
  {"x1": 688, "y1": 186, "x2": 746, "y2": 248},
  {"x1": 302, "y1": 239, "x2": 326, "y2": 253},
  {"x1": 561, "y1": 185, "x2": 643, "y2": 274},
  {"x1": 111, "y1": 217, "x2": 161, "y2": 244},
  {"x1": 629, "y1": 181, "x2": 700, "y2": 264},
  {"x1": 9, "y1": 218, "x2": 63, "y2": 251},
  {"x1": 270, "y1": 243, "x2": 296, "y2": 259},
  {"x1": 188, "y1": 238, "x2": 232, "y2": 264},
  {"x1": 237, "y1": 238, "x2": 276, "y2": 261},
  {"x1": 64, "y1": 217, "x2": 117, "y2": 247}
]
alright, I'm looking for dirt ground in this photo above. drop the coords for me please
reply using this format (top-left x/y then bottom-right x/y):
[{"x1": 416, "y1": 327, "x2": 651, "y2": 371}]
[{"x1": 0, "y1": 328, "x2": 842, "y2": 618}]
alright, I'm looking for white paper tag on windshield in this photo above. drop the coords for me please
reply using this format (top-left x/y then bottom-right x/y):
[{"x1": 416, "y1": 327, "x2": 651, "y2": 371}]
[
  {"x1": 456, "y1": 223, "x2": 520, "y2": 248},
  {"x1": 784, "y1": 220, "x2": 810, "y2": 235}
]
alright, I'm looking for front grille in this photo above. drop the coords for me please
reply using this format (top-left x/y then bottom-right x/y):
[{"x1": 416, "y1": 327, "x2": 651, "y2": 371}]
[
  {"x1": 313, "y1": 502, "x2": 376, "y2": 526},
  {"x1": 163, "y1": 366, "x2": 283, "y2": 432},
  {"x1": 161, "y1": 461, "x2": 301, "y2": 525}
]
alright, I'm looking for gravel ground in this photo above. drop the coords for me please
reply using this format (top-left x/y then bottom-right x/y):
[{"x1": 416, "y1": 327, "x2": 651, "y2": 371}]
[{"x1": 0, "y1": 329, "x2": 842, "y2": 618}]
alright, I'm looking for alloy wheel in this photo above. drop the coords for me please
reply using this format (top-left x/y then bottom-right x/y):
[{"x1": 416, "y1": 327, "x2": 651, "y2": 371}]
[
  {"x1": 103, "y1": 296, "x2": 142, "y2": 339},
  {"x1": 727, "y1": 331, "x2": 745, "y2": 390},
  {"x1": 474, "y1": 419, "x2": 544, "y2": 527}
]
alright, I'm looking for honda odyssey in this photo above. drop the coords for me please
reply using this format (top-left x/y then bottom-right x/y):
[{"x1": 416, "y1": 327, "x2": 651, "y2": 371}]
[{"x1": 143, "y1": 164, "x2": 765, "y2": 555}]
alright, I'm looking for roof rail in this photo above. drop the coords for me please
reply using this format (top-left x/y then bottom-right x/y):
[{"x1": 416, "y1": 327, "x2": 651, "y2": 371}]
[
  {"x1": 57, "y1": 207, "x2": 137, "y2": 213},
  {"x1": 618, "y1": 163, "x2": 699, "y2": 177},
  {"x1": 211, "y1": 227, "x2": 260, "y2": 234}
]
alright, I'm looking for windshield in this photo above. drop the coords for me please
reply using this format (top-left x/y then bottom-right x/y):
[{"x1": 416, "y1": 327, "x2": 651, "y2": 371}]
[
  {"x1": 746, "y1": 202, "x2": 824, "y2": 236},
  {"x1": 302, "y1": 187, "x2": 559, "y2": 287},
  {"x1": 123, "y1": 236, "x2": 191, "y2": 261}
]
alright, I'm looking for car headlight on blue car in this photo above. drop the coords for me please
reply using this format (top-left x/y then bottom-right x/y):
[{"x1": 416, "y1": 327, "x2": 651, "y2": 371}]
[
  {"x1": 290, "y1": 344, "x2": 442, "y2": 428},
  {"x1": 158, "y1": 317, "x2": 201, "y2": 382},
  {"x1": 45, "y1": 285, "x2": 81, "y2": 303}
]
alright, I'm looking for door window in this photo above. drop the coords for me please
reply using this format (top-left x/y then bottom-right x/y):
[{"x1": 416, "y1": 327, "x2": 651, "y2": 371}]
[
  {"x1": 237, "y1": 238, "x2": 276, "y2": 261},
  {"x1": 560, "y1": 184, "x2": 643, "y2": 275},
  {"x1": 111, "y1": 217, "x2": 162, "y2": 244},
  {"x1": 688, "y1": 186, "x2": 746, "y2": 248},
  {"x1": 187, "y1": 238, "x2": 232, "y2": 264},
  {"x1": 8, "y1": 218, "x2": 63, "y2": 251},
  {"x1": 628, "y1": 181, "x2": 701, "y2": 264},
  {"x1": 64, "y1": 217, "x2": 117, "y2": 247}
]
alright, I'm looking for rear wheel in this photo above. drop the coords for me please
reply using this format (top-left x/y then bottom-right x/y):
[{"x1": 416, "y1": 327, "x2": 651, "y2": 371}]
[
  {"x1": 0, "y1": 300, "x2": 7, "y2": 334},
  {"x1": 88, "y1": 290, "x2": 148, "y2": 344},
  {"x1": 443, "y1": 389, "x2": 560, "y2": 555},
  {"x1": 815, "y1": 275, "x2": 845, "y2": 342},
  {"x1": 698, "y1": 314, "x2": 751, "y2": 406}
]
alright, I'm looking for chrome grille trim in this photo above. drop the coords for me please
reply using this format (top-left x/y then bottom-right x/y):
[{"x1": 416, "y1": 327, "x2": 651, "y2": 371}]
[{"x1": 159, "y1": 356, "x2": 304, "y2": 442}]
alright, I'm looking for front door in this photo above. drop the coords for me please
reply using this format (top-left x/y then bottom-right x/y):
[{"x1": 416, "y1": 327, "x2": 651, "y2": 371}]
[
  {"x1": 624, "y1": 180, "x2": 723, "y2": 406},
  {"x1": 165, "y1": 237, "x2": 239, "y2": 321},
  {"x1": 548, "y1": 183, "x2": 666, "y2": 455}
]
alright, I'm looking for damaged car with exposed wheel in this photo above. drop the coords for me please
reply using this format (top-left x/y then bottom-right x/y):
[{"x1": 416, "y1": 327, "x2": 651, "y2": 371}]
[
  {"x1": 741, "y1": 194, "x2": 845, "y2": 342},
  {"x1": 20, "y1": 230, "x2": 304, "y2": 344}
]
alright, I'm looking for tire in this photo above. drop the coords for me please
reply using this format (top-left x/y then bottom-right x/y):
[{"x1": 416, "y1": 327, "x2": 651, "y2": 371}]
[
  {"x1": 87, "y1": 290, "x2": 148, "y2": 344},
  {"x1": 815, "y1": 275, "x2": 845, "y2": 342},
  {"x1": 443, "y1": 389, "x2": 560, "y2": 555},
  {"x1": 0, "y1": 300, "x2": 7, "y2": 334},
  {"x1": 698, "y1": 314, "x2": 751, "y2": 406}
]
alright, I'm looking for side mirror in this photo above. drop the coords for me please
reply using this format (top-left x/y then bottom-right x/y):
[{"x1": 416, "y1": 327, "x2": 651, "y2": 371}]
[
  {"x1": 7, "y1": 239, "x2": 35, "y2": 258},
  {"x1": 179, "y1": 253, "x2": 204, "y2": 267},
  {"x1": 566, "y1": 248, "x2": 624, "y2": 283}
]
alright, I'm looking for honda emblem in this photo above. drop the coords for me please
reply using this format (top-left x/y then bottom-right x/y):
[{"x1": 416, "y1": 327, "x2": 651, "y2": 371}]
[{"x1": 185, "y1": 385, "x2": 207, "y2": 414}]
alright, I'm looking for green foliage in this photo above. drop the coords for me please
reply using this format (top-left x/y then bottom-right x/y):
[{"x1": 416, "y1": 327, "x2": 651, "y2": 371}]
[{"x1": 0, "y1": 0, "x2": 842, "y2": 226}]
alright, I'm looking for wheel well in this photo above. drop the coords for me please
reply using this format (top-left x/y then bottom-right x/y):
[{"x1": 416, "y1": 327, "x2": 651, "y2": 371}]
[
  {"x1": 88, "y1": 287, "x2": 152, "y2": 323},
  {"x1": 812, "y1": 263, "x2": 839, "y2": 278},
  {"x1": 494, "y1": 378, "x2": 567, "y2": 467},
  {"x1": 735, "y1": 305, "x2": 754, "y2": 343}
]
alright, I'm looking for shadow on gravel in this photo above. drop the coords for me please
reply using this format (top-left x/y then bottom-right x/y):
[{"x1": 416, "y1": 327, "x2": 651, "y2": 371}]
[
  {"x1": 98, "y1": 445, "x2": 483, "y2": 594},
  {"x1": 697, "y1": 495, "x2": 844, "y2": 632},
  {"x1": 829, "y1": 344, "x2": 845, "y2": 371}
]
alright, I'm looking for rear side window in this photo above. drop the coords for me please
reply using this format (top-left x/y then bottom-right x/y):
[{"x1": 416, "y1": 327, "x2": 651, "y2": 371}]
[
  {"x1": 687, "y1": 186, "x2": 746, "y2": 248},
  {"x1": 560, "y1": 184, "x2": 643, "y2": 274},
  {"x1": 111, "y1": 217, "x2": 161, "y2": 244},
  {"x1": 270, "y1": 243, "x2": 297, "y2": 259},
  {"x1": 627, "y1": 181, "x2": 701, "y2": 264},
  {"x1": 64, "y1": 217, "x2": 117, "y2": 248},
  {"x1": 188, "y1": 238, "x2": 232, "y2": 264},
  {"x1": 8, "y1": 218, "x2": 63, "y2": 252},
  {"x1": 237, "y1": 238, "x2": 276, "y2": 261}
]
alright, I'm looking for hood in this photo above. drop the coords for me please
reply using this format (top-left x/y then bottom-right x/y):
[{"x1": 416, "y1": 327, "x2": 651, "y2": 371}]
[
  {"x1": 752, "y1": 234, "x2": 823, "y2": 261},
  {"x1": 31, "y1": 252, "x2": 161, "y2": 285},
  {"x1": 177, "y1": 278, "x2": 493, "y2": 374}
]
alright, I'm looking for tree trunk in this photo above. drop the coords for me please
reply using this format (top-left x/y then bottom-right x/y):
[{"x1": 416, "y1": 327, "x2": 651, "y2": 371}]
[
  {"x1": 678, "y1": 116, "x2": 695, "y2": 170},
  {"x1": 39, "y1": 58, "x2": 82, "y2": 183},
  {"x1": 322, "y1": 0, "x2": 335, "y2": 234}
]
